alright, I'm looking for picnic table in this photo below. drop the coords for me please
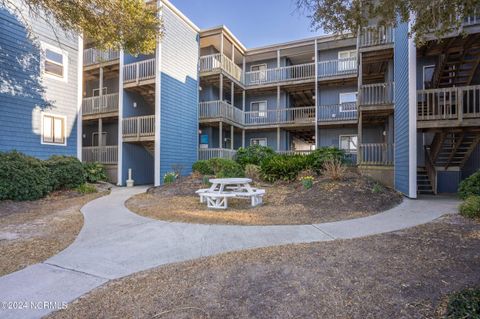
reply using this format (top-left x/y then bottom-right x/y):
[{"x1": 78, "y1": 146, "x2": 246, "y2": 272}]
[{"x1": 195, "y1": 177, "x2": 265, "y2": 209}]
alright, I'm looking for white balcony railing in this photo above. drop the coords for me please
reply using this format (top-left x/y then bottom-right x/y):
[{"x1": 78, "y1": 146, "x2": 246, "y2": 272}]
[
  {"x1": 82, "y1": 146, "x2": 118, "y2": 164},
  {"x1": 277, "y1": 150, "x2": 314, "y2": 155},
  {"x1": 82, "y1": 93, "x2": 119, "y2": 116},
  {"x1": 83, "y1": 48, "x2": 119, "y2": 66},
  {"x1": 318, "y1": 103, "x2": 357, "y2": 122},
  {"x1": 199, "y1": 101, "x2": 244, "y2": 125},
  {"x1": 317, "y1": 57, "x2": 357, "y2": 78},
  {"x1": 123, "y1": 58, "x2": 156, "y2": 84},
  {"x1": 245, "y1": 63, "x2": 316, "y2": 86},
  {"x1": 198, "y1": 148, "x2": 237, "y2": 160},
  {"x1": 417, "y1": 85, "x2": 480, "y2": 121},
  {"x1": 359, "y1": 143, "x2": 394, "y2": 166},
  {"x1": 359, "y1": 26, "x2": 394, "y2": 48},
  {"x1": 122, "y1": 115, "x2": 155, "y2": 139},
  {"x1": 199, "y1": 53, "x2": 243, "y2": 82},
  {"x1": 464, "y1": 8, "x2": 480, "y2": 25},
  {"x1": 244, "y1": 106, "x2": 315, "y2": 126},
  {"x1": 359, "y1": 82, "x2": 395, "y2": 106}
]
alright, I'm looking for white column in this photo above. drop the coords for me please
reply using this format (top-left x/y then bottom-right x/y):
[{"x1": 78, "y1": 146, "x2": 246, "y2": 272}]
[
  {"x1": 314, "y1": 39, "x2": 319, "y2": 149},
  {"x1": 154, "y1": 2, "x2": 163, "y2": 186},
  {"x1": 277, "y1": 50, "x2": 281, "y2": 67},
  {"x1": 219, "y1": 122, "x2": 223, "y2": 148},
  {"x1": 99, "y1": 67, "x2": 104, "y2": 99},
  {"x1": 98, "y1": 118, "x2": 103, "y2": 147},
  {"x1": 76, "y1": 35, "x2": 83, "y2": 161},
  {"x1": 242, "y1": 56, "x2": 246, "y2": 83},
  {"x1": 219, "y1": 74, "x2": 223, "y2": 101},
  {"x1": 230, "y1": 125, "x2": 234, "y2": 150},
  {"x1": 277, "y1": 127, "x2": 281, "y2": 151},
  {"x1": 231, "y1": 82, "x2": 234, "y2": 106},
  {"x1": 242, "y1": 129, "x2": 245, "y2": 148},
  {"x1": 407, "y1": 23, "x2": 418, "y2": 198},
  {"x1": 117, "y1": 50, "x2": 124, "y2": 185},
  {"x1": 220, "y1": 32, "x2": 224, "y2": 57}
]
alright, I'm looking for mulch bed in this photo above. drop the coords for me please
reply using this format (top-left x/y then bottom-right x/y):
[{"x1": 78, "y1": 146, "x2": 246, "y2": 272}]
[
  {"x1": 47, "y1": 215, "x2": 480, "y2": 319},
  {"x1": 126, "y1": 172, "x2": 403, "y2": 225},
  {"x1": 0, "y1": 184, "x2": 110, "y2": 276}
]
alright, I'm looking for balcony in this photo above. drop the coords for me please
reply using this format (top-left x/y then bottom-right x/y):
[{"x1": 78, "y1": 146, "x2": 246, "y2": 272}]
[
  {"x1": 122, "y1": 115, "x2": 155, "y2": 142},
  {"x1": 359, "y1": 26, "x2": 394, "y2": 48},
  {"x1": 244, "y1": 63, "x2": 316, "y2": 87},
  {"x1": 317, "y1": 57, "x2": 357, "y2": 79},
  {"x1": 358, "y1": 143, "x2": 394, "y2": 166},
  {"x1": 359, "y1": 82, "x2": 395, "y2": 107},
  {"x1": 83, "y1": 48, "x2": 119, "y2": 66},
  {"x1": 199, "y1": 53, "x2": 242, "y2": 83},
  {"x1": 199, "y1": 148, "x2": 237, "y2": 160},
  {"x1": 82, "y1": 146, "x2": 118, "y2": 164},
  {"x1": 123, "y1": 58, "x2": 156, "y2": 86},
  {"x1": 244, "y1": 107, "x2": 316, "y2": 127},
  {"x1": 464, "y1": 8, "x2": 480, "y2": 26},
  {"x1": 82, "y1": 93, "x2": 119, "y2": 117},
  {"x1": 199, "y1": 100, "x2": 244, "y2": 125},
  {"x1": 318, "y1": 103, "x2": 357, "y2": 123}
]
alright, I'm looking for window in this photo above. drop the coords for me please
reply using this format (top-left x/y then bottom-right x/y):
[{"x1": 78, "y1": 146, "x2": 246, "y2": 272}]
[
  {"x1": 92, "y1": 132, "x2": 107, "y2": 146},
  {"x1": 42, "y1": 114, "x2": 66, "y2": 145},
  {"x1": 251, "y1": 101, "x2": 267, "y2": 117},
  {"x1": 250, "y1": 64, "x2": 267, "y2": 82},
  {"x1": 423, "y1": 65, "x2": 435, "y2": 89},
  {"x1": 42, "y1": 42, "x2": 68, "y2": 82},
  {"x1": 339, "y1": 92, "x2": 357, "y2": 112},
  {"x1": 338, "y1": 50, "x2": 356, "y2": 71},
  {"x1": 250, "y1": 138, "x2": 267, "y2": 147},
  {"x1": 339, "y1": 135, "x2": 357, "y2": 153},
  {"x1": 93, "y1": 87, "x2": 108, "y2": 96}
]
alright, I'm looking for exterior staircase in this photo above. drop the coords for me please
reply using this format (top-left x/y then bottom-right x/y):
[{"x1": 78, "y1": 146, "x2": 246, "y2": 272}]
[
  {"x1": 432, "y1": 131, "x2": 480, "y2": 169},
  {"x1": 417, "y1": 167, "x2": 435, "y2": 195},
  {"x1": 142, "y1": 141, "x2": 155, "y2": 157}
]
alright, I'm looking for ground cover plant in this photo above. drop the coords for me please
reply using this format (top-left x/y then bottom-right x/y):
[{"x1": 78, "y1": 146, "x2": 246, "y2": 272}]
[{"x1": 459, "y1": 170, "x2": 480, "y2": 199}]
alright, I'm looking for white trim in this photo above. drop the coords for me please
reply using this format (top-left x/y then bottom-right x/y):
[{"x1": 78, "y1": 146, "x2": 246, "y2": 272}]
[
  {"x1": 422, "y1": 64, "x2": 435, "y2": 89},
  {"x1": 40, "y1": 113, "x2": 67, "y2": 146},
  {"x1": 154, "y1": 1, "x2": 162, "y2": 187},
  {"x1": 92, "y1": 87, "x2": 108, "y2": 96},
  {"x1": 40, "y1": 41, "x2": 68, "y2": 82},
  {"x1": 250, "y1": 63, "x2": 267, "y2": 72},
  {"x1": 117, "y1": 50, "x2": 124, "y2": 186},
  {"x1": 338, "y1": 134, "x2": 358, "y2": 153},
  {"x1": 339, "y1": 92, "x2": 357, "y2": 112},
  {"x1": 250, "y1": 137, "x2": 267, "y2": 146},
  {"x1": 408, "y1": 22, "x2": 418, "y2": 199},
  {"x1": 77, "y1": 35, "x2": 83, "y2": 160},
  {"x1": 92, "y1": 131, "x2": 107, "y2": 146},
  {"x1": 314, "y1": 39, "x2": 318, "y2": 149},
  {"x1": 250, "y1": 100, "x2": 267, "y2": 117},
  {"x1": 338, "y1": 49, "x2": 356, "y2": 59}
]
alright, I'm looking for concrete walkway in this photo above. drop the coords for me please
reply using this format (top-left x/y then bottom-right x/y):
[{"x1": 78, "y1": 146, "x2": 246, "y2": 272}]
[{"x1": 0, "y1": 187, "x2": 459, "y2": 319}]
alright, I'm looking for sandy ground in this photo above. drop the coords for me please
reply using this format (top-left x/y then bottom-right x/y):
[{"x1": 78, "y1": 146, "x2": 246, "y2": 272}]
[
  {"x1": 127, "y1": 173, "x2": 403, "y2": 225},
  {"x1": 47, "y1": 214, "x2": 480, "y2": 319},
  {"x1": 0, "y1": 185, "x2": 110, "y2": 276}
]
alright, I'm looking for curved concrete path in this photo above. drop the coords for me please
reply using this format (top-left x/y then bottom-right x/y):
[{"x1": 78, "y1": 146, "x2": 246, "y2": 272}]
[{"x1": 0, "y1": 187, "x2": 459, "y2": 319}]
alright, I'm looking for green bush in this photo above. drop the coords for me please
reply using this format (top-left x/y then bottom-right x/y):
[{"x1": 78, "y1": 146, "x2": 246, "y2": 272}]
[
  {"x1": 192, "y1": 160, "x2": 214, "y2": 175},
  {"x1": 235, "y1": 145, "x2": 275, "y2": 167},
  {"x1": 163, "y1": 172, "x2": 177, "y2": 184},
  {"x1": 260, "y1": 155, "x2": 310, "y2": 183},
  {"x1": 76, "y1": 183, "x2": 97, "y2": 194},
  {"x1": 459, "y1": 196, "x2": 480, "y2": 219},
  {"x1": 208, "y1": 158, "x2": 244, "y2": 178},
  {"x1": 458, "y1": 170, "x2": 480, "y2": 200},
  {"x1": 45, "y1": 156, "x2": 85, "y2": 191},
  {"x1": 0, "y1": 151, "x2": 52, "y2": 201},
  {"x1": 83, "y1": 162, "x2": 108, "y2": 183},
  {"x1": 445, "y1": 288, "x2": 480, "y2": 319},
  {"x1": 307, "y1": 147, "x2": 346, "y2": 174},
  {"x1": 245, "y1": 164, "x2": 261, "y2": 181}
]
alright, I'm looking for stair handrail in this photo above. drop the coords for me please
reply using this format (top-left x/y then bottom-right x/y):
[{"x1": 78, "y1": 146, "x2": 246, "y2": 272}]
[{"x1": 424, "y1": 146, "x2": 437, "y2": 194}]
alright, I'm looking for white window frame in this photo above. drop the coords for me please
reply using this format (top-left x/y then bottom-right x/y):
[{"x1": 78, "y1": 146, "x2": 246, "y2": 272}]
[
  {"x1": 41, "y1": 113, "x2": 67, "y2": 146},
  {"x1": 338, "y1": 50, "x2": 356, "y2": 71},
  {"x1": 339, "y1": 135, "x2": 358, "y2": 153},
  {"x1": 250, "y1": 63, "x2": 267, "y2": 82},
  {"x1": 92, "y1": 131, "x2": 108, "y2": 146},
  {"x1": 251, "y1": 100, "x2": 267, "y2": 117},
  {"x1": 41, "y1": 42, "x2": 68, "y2": 82},
  {"x1": 92, "y1": 87, "x2": 108, "y2": 96},
  {"x1": 339, "y1": 92, "x2": 357, "y2": 112},
  {"x1": 423, "y1": 65, "x2": 435, "y2": 89},
  {"x1": 250, "y1": 138, "x2": 268, "y2": 147}
]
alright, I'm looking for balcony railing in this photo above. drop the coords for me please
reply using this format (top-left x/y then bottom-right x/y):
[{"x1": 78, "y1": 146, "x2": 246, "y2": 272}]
[
  {"x1": 82, "y1": 93, "x2": 119, "y2": 116},
  {"x1": 359, "y1": 143, "x2": 394, "y2": 166},
  {"x1": 122, "y1": 115, "x2": 155, "y2": 139},
  {"x1": 82, "y1": 146, "x2": 118, "y2": 164},
  {"x1": 199, "y1": 100, "x2": 244, "y2": 125},
  {"x1": 317, "y1": 57, "x2": 357, "y2": 78},
  {"x1": 318, "y1": 103, "x2": 357, "y2": 122},
  {"x1": 199, "y1": 53, "x2": 242, "y2": 82},
  {"x1": 464, "y1": 8, "x2": 480, "y2": 25},
  {"x1": 83, "y1": 48, "x2": 119, "y2": 66},
  {"x1": 245, "y1": 63, "x2": 316, "y2": 86},
  {"x1": 359, "y1": 26, "x2": 394, "y2": 48},
  {"x1": 199, "y1": 148, "x2": 237, "y2": 160},
  {"x1": 277, "y1": 150, "x2": 314, "y2": 155},
  {"x1": 244, "y1": 106, "x2": 316, "y2": 126},
  {"x1": 123, "y1": 58, "x2": 156, "y2": 84},
  {"x1": 417, "y1": 85, "x2": 480, "y2": 121},
  {"x1": 359, "y1": 82, "x2": 395, "y2": 106}
]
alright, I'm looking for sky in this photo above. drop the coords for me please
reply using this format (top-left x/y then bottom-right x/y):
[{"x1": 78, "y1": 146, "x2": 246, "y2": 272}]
[{"x1": 169, "y1": 0, "x2": 325, "y2": 48}]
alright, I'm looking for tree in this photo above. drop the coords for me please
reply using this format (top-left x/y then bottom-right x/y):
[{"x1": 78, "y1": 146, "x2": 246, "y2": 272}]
[
  {"x1": 1, "y1": 0, "x2": 162, "y2": 55},
  {"x1": 296, "y1": 0, "x2": 479, "y2": 45}
]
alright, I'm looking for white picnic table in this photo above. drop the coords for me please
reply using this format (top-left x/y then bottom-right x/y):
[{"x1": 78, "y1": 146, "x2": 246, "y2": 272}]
[{"x1": 195, "y1": 177, "x2": 265, "y2": 209}]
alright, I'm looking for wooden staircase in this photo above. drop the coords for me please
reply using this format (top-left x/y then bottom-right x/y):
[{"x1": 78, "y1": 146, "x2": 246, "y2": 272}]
[
  {"x1": 142, "y1": 141, "x2": 155, "y2": 157},
  {"x1": 417, "y1": 167, "x2": 435, "y2": 195},
  {"x1": 432, "y1": 131, "x2": 480, "y2": 169}
]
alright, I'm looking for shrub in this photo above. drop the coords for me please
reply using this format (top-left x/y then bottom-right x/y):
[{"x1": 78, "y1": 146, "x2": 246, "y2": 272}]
[
  {"x1": 459, "y1": 196, "x2": 480, "y2": 219},
  {"x1": 372, "y1": 182, "x2": 384, "y2": 194},
  {"x1": 202, "y1": 175, "x2": 212, "y2": 186},
  {"x1": 46, "y1": 156, "x2": 85, "y2": 191},
  {"x1": 235, "y1": 145, "x2": 275, "y2": 167},
  {"x1": 76, "y1": 183, "x2": 97, "y2": 194},
  {"x1": 83, "y1": 162, "x2": 108, "y2": 183},
  {"x1": 0, "y1": 151, "x2": 52, "y2": 201},
  {"x1": 458, "y1": 170, "x2": 480, "y2": 200},
  {"x1": 308, "y1": 147, "x2": 345, "y2": 174},
  {"x1": 445, "y1": 288, "x2": 480, "y2": 319},
  {"x1": 244, "y1": 164, "x2": 261, "y2": 182},
  {"x1": 208, "y1": 158, "x2": 244, "y2": 178},
  {"x1": 322, "y1": 159, "x2": 347, "y2": 181},
  {"x1": 260, "y1": 155, "x2": 309, "y2": 183},
  {"x1": 192, "y1": 160, "x2": 214, "y2": 175},
  {"x1": 163, "y1": 172, "x2": 177, "y2": 184},
  {"x1": 300, "y1": 176, "x2": 314, "y2": 189}
]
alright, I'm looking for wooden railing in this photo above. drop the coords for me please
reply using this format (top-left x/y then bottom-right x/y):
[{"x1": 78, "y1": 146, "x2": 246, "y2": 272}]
[
  {"x1": 83, "y1": 48, "x2": 119, "y2": 66},
  {"x1": 318, "y1": 103, "x2": 357, "y2": 122},
  {"x1": 198, "y1": 148, "x2": 237, "y2": 160},
  {"x1": 82, "y1": 146, "x2": 118, "y2": 164},
  {"x1": 244, "y1": 106, "x2": 316, "y2": 126},
  {"x1": 359, "y1": 143, "x2": 394, "y2": 165},
  {"x1": 417, "y1": 85, "x2": 480, "y2": 121},
  {"x1": 277, "y1": 150, "x2": 313, "y2": 155},
  {"x1": 359, "y1": 26, "x2": 394, "y2": 48},
  {"x1": 359, "y1": 82, "x2": 395, "y2": 106},
  {"x1": 199, "y1": 101, "x2": 244, "y2": 125},
  {"x1": 245, "y1": 62, "x2": 316, "y2": 86},
  {"x1": 122, "y1": 115, "x2": 155, "y2": 139},
  {"x1": 123, "y1": 58, "x2": 156, "y2": 84},
  {"x1": 317, "y1": 57, "x2": 357, "y2": 78},
  {"x1": 199, "y1": 53, "x2": 242, "y2": 82},
  {"x1": 82, "y1": 93, "x2": 119, "y2": 115}
]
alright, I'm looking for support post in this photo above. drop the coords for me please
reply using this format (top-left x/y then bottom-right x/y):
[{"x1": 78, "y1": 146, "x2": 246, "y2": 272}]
[
  {"x1": 314, "y1": 39, "x2": 319, "y2": 149},
  {"x1": 231, "y1": 82, "x2": 234, "y2": 106},
  {"x1": 242, "y1": 129, "x2": 245, "y2": 148},
  {"x1": 242, "y1": 56, "x2": 246, "y2": 84},
  {"x1": 358, "y1": 111, "x2": 363, "y2": 164},
  {"x1": 219, "y1": 121, "x2": 223, "y2": 149},
  {"x1": 219, "y1": 74, "x2": 223, "y2": 102},
  {"x1": 277, "y1": 127, "x2": 281, "y2": 151},
  {"x1": 99, "y1": 67, "x2": 104, "y2": 108},
  {"x1": 98, "y1": 118, "x2": 103, "y2": 147},
  {"x1": 230, "y1": 125, "x2": 234, "y2": 150},
  {"x1": 242, "y1": 90, "x2": 245, "y2": 111}
]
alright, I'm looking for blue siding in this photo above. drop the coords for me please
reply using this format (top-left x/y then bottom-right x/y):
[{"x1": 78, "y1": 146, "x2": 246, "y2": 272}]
[
  {"x1": 462, "y1": 144, "x2": 480, "y2": 179},
  {"x1": 437, "y1": 171, "x2": 461, "y2": 193},
  {"x1": 122, "y1": 143, "x2": 154, "y2": 185}
]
